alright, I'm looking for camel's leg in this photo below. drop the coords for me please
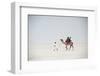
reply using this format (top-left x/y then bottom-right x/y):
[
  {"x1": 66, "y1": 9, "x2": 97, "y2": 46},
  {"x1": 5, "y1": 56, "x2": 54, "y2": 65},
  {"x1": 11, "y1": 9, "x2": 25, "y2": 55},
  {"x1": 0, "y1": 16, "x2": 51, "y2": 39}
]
[
  {"x1": 69, "y1": 45, "x2": 71, "y2": 50},
  {"x1": 65, "y1": 46, "x2": 68, "y2": 50},
  {"x1": 72, "y1": 45, "x2": 74, "y2": 48},
  {"x1": 69, "y1": 42, "x2": 74, "y2": 50},
  {"x1": 72, "y1": 43, "x2": 74, "y2": 48},
  {"x1": 71, "y1": 43, "x2": 74, "y2": 50}
]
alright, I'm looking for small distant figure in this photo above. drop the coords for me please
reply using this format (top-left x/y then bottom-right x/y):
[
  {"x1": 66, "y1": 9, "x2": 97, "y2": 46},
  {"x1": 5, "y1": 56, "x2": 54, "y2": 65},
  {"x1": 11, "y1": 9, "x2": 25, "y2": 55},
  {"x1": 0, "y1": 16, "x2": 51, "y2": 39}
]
[{"x1": 53, "y1": 42, "x2": 58, "y2": 51}]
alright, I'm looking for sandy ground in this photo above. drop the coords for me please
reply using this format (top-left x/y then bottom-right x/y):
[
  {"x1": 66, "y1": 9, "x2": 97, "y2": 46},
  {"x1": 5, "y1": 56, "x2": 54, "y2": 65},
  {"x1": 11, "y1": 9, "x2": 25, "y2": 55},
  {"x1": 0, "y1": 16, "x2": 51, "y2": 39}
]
[{"x1": 29, "y1": 41, "x2": 88, "y2": 61}]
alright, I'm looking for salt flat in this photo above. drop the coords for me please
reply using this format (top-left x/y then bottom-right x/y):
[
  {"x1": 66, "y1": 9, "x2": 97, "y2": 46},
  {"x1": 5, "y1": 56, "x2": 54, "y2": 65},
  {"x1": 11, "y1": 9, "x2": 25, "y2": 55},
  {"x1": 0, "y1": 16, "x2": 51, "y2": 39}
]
[{"x1": 29, "y1": 41, "x2": 88, "y2": 61}]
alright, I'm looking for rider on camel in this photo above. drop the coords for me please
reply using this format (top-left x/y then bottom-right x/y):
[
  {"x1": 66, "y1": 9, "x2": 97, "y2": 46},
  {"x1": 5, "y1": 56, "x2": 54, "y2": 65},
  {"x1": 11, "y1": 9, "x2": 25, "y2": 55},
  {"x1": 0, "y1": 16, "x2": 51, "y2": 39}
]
[{"x1": 65, "y1": 37, "x2": 71, "y2": 44}]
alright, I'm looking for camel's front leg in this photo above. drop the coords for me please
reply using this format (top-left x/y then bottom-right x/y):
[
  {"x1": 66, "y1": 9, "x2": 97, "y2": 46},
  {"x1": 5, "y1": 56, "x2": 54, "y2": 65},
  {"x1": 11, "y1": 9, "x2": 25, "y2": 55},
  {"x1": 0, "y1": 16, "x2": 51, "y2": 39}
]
[
  {"x1": 69, "y1": 45, "x2": 72, "y2": 50},
  {"x1": 65, "y1": 46, "x2": 68, "y2": 50}
]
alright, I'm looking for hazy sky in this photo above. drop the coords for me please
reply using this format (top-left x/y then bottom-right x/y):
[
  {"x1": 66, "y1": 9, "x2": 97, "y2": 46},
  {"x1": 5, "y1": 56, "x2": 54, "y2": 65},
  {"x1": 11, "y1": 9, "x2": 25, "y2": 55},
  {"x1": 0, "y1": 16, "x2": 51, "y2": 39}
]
[{"x1": 28, "y1": 15, "x2": 88, "y2": 44}]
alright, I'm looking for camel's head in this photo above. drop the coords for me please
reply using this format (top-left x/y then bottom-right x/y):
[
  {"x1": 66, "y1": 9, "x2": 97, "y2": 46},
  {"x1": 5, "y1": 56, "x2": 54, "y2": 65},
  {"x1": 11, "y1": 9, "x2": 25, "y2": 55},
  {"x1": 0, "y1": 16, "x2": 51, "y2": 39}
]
[{"x1": 60, "y1": 39, "x2": 63, "y2": 42}]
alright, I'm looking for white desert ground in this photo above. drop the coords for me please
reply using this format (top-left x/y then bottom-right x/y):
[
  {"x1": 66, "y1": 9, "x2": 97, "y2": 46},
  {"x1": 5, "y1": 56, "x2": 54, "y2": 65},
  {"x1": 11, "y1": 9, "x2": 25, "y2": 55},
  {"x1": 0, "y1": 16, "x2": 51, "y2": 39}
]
[{"x1": 29, "y1": 41, "x2": 88, "y2": 61}]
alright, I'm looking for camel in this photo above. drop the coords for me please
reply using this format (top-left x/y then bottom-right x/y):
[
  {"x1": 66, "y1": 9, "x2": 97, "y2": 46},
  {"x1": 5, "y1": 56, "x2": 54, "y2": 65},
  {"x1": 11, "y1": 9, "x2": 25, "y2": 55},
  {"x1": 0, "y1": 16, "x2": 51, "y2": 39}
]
[{"x1": 60, "y1": 39, "x2": 74, "y2": 50}]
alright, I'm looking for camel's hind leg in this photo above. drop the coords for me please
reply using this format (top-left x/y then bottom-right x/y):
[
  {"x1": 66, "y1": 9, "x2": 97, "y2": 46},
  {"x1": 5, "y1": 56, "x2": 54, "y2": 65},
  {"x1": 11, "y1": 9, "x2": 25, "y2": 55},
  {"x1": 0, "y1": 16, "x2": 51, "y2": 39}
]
[
  {"x1": 72, "y1": 42, "x2": 74, "y2": 48},
  {"x1": 69, "y1": 42, "x2": 74, "y2": 50}
]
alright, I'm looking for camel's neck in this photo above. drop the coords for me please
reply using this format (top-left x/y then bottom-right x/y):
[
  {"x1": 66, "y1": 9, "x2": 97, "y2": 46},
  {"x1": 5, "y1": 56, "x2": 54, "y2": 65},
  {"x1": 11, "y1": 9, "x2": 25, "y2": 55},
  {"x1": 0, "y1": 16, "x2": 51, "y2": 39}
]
[{"x1": 60, "y1": 39, "x2": 65, "y2": 44}]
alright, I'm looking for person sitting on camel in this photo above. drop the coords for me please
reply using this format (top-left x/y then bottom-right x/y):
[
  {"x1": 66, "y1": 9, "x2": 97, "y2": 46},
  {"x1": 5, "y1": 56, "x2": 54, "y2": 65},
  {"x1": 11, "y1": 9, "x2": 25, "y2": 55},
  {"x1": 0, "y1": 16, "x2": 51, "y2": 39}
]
[{"x1": 65, "y1": 37, "x2": 71, "y2": 44}]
